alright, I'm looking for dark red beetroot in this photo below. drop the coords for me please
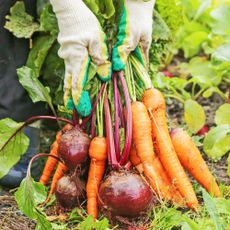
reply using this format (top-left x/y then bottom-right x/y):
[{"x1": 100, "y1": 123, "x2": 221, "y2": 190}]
[
  {"x1": 162, "y1": 70, "x2": 174, "y2": 78},
  {"x1": 55, "y1": 175, "x2": 85, "y2": 209},
  {"x1": 196, "y1": 125, "x2": 209, "y2": 136},
  {"x1": 58, "y1": 126, "x2": 90, "y2": 170},
  {"x1": 98, "y1": 170, "x2": 153, "y2": 217}
]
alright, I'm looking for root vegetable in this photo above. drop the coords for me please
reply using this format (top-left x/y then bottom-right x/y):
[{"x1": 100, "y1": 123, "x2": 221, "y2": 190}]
[
  {"x1": 86, "y1": 137, "x2": 107, "y2": 220},
  {"x1": 196, "y1": 125, "x2": 209, "y2": 136},
  {"x1": 48, "y1": 162, "x2": 68, "y2": 197},
  {"x1": 58, "y1": 126, "x2": 90, "y2": 170},
  {"x1": 130, "y1": 143, "x2": 183, "y2": 205},
  {"x1": 170, "y1": 128, "x2": 221, "y2": 197},
  {"x1": 142, "y1": 88, "x2": 198, "y2": 210},
  {"x1": 131, "y1": 101, "x2": 176, "y2": 202},
  {"x1": 55, "y1": 174, "x2": 85, "y2": 209},
  {"x1": 39, "y1": 124, "x2": 72, "y2": 185},
  {"x1": 98, "y1": 170, "x2": 153, "y2": 217},
  {"x1": 39, "y1": 131, "x2": 62, "y2": 185}
]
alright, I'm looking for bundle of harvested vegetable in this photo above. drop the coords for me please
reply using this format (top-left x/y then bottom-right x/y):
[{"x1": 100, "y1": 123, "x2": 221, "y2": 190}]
[
  {"x1": 122, "y1": 58, "x2": 182, "y2": 205},
  {"x1": 170, "y1": 128, "x2": 221, "y2": 197},
  {"x1": 86, "y1": 83, "x2": 108, "y2": 220},
  {"x1": 97, "y1": 76, "x2": 153, "y2": 219},
  {"x1": 127, "y1": 55, "x2": 221, "y2": 210},
  {"x1": 36, "y1": 115, "x2": 90, "y2": 206},
  {"x1": 0, "y1": 112, "x2": 90, "y2": 209},
  {"x1": 39, "y1": 124, "x2": 73, "y2": 201},
  {"x1": 38, "y1": 84, "x2": 110, "y2": 208}
]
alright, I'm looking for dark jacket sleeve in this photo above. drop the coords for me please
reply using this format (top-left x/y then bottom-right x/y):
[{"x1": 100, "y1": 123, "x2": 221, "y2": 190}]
[{"x1": 0, "y1": 0, "x2": 47, "y2": 122}]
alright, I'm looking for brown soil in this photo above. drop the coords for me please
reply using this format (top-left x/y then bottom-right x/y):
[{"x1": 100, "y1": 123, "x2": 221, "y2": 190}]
[{"x1": 0, "y1": 194, "x2": 36, "y2": 230}]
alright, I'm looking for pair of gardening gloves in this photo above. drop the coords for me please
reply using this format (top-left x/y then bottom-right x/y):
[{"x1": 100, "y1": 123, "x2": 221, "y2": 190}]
[{"x1": 50, "y1": 0, "x2": 155, "y2": 117}]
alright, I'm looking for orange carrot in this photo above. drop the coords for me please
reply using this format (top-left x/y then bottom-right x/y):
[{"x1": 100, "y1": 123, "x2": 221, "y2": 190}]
[
  {"x1": 130, "y1": 142, "x2": 183, "y2": 205},
  {"x1": 170, "y1": 128, "x2": 221, "y2": 197},
  {"x1": 130, "y1": 144, "x2": 144, "y2": 173},
  {"x1": 39, "y1": 124, "x2": 72, "y2": 185},
  {"x1": 48, "y1": 162, "x2": 68, "y2": 196},
  {"x1": 39, "y1": 131, "x2": 62, "y2": 185},
  {"x1": 86, "y1": 137, "x2": 107, "y2": 220},
  {"x1": 131, "y1": 101, "x2": 177, "y2": 202},
  {"x1": 142, "y1": 88, "x2": 198, "y2": 210}
]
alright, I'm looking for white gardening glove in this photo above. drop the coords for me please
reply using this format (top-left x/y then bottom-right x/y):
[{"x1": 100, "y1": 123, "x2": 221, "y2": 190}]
[
  {"x1": 112, "y1": 0, "x2": 155, "y2": 71},
  {"x1": 50, "y1": 0, "x2": 112, "y2": 117}
]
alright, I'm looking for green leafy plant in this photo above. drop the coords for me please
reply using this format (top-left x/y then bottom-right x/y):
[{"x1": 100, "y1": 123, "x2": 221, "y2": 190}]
[
  {"x1": 203, "y1": 103, "x2": 230, "y2": 176},
  {"x1": 151, "y1": 188, "x2": 230, "y2": 230},
  {"x1": 4, "y1": 2, "x2": 40, "y2": 38},
  {"x1": 0, "y1": 118, "x2": 29, "y2": 179}
]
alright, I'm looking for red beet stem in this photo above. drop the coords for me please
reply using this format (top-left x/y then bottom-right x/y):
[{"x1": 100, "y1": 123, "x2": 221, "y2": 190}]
[
  {"x1": 118, "y1": 72, "x2": 132, "y2": 166},
  {"x1": 113, "y1": 74, "x2": 121, "y2": 161},
  {"x1": 27, "y1": 153, "x2": 60, "y2": 179},
  {"x1": 26, "y1": 116, "x2": 74, "y2": 126},
  {"x1": 0, "y1": 116, "x2": 73, "y2": 152},
  {"x1": 72, "y1": 108, "x2": 79, "y2": 126},
  {"x1": 104, "y1": 90, "x2": 119, "y2": 169}
]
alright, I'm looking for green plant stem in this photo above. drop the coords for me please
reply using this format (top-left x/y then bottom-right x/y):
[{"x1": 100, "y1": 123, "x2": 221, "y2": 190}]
[
  {"x1": 130, "y1": 55, "x2": 152, "y2": 90},
  {"x1": 165, "y1": 94, "x2": 185, "y2": 104},
  {"x1": 0, "y1": 116, "x2": 73, "y2": 152},
  {"x1": 130, "y1": 61, "x2": 137, "y2": 100},
  {"x1": 213, "y1": 88, "x2": 229, "y2": 102},
  {"x1": 170, "y1": 87, "x2": 184, "y2": 99},
  {"x1": 96, "y1": 100, "x2": 101, "y2": 137},
  {"x1": 125, "y1": 58, "x2": 136, "y2": 101},
  {"x1": 96, "y1": 82, "x2": 107, "y2": 138},
  {"x1": 136, "y1": 83, "x2": 143, "y2": 100},
  {"x1": 194, "y1": 87, "x2": 207, "y2": 100},
  {"x1": 191, "y1": 82, "x2": 197, "y2": 99},
  {"x1": 99, "y1": 83, "x2": 107, "y2": 137}
]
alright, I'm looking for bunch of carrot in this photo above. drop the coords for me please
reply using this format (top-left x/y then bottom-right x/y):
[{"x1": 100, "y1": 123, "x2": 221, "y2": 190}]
[{"x1": 127, "y1": 55, "x2": 221, "y2": 210}]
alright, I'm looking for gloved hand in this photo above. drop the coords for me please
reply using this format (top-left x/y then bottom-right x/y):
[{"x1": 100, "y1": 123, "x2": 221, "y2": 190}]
[
  {"x1": 50, "y1": 0, "x2": 112, "y2": 117},
  {"x1": 112, "y1": 0, "x2": 155, "y2": 71}
]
